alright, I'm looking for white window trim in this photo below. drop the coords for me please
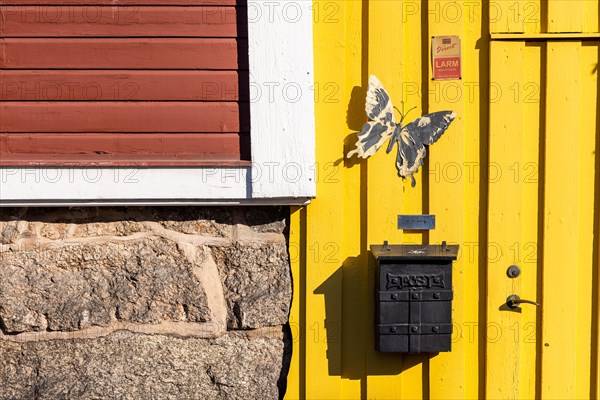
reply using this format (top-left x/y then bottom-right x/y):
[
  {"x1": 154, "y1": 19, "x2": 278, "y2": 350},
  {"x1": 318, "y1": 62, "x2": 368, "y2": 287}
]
[{"x1": 0, "y1": 1, "x2": 316, "y2": 206}]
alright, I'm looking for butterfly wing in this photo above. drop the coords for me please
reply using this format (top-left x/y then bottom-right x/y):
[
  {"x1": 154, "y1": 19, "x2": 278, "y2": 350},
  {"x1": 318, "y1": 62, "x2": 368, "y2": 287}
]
[
  {"x1": 347, "y1": 75, "x2": 396, "y2": 159},
  {"x1": 386, "y1": 124, "x2": 402, "y2": 154},
  {"x1": 365, "y1": 75, "x2": 395, "y2": 124},
  {"x1": 395, "y1": 111, "x2": 456, "y2": 186},
  {"x1": 395, "y1": 127, "x2": 427, "y2": 187},
  {"x1": 413, "y1": 111, "x2": 457, "y2": 145}
]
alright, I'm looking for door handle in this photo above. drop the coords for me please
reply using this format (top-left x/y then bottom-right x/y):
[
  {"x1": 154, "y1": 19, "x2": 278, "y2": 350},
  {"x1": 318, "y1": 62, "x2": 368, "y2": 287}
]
[{"x1": 506, "y1": 295, "x2": 541, "y2": 309}]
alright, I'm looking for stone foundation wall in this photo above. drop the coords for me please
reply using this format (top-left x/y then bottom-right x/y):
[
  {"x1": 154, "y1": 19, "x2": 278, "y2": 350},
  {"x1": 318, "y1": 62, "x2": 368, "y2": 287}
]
[{"x1": 0, "y1": 207, "x2": 292, "y2": 400}]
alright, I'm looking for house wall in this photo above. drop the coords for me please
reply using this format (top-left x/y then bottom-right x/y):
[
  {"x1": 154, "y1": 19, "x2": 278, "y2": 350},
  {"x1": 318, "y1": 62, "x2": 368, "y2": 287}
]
[
  {"x1": 0, "y1": 206, "x2": 292, "y2": 399},
  {"x1": 286, "y1": 1, "x2": 600, "y2": 399},
  {"x1": 0, "y1": 2, "x2": 250, "y2": 166}
]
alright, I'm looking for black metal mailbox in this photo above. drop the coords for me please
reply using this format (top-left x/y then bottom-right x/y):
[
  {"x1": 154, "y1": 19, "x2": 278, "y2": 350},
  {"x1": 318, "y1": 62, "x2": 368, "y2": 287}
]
[{"x1": 371, "y1": 243, "x2": 459, "y2": 353}]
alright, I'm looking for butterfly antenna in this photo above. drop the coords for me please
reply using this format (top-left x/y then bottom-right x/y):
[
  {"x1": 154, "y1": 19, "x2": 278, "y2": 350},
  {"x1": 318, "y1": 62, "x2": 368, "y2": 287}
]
[
  {"x1": 393, "y1": 105, "x2": 403, "y2": 120},
  {"x1": 396, "y1": 101, "x2": 418, "y2": 124},
  {"x1": 400, "y1": 101, "x2": 406, "y2": 121},
  {"x1": 395, "y1": 101, "x2": 419, "y2": 123},
  {"x1": 403, "y1": 106, "x2": 417, "y2": 122},
  {"x1": 394, "y1": 101, "x2": 408, "y2": 122}
]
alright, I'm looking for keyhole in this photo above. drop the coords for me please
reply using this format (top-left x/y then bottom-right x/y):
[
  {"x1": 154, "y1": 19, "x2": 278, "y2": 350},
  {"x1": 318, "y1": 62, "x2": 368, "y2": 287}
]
[{"x1": 507, "y1": 265, "x2": 521, "y2": 278}]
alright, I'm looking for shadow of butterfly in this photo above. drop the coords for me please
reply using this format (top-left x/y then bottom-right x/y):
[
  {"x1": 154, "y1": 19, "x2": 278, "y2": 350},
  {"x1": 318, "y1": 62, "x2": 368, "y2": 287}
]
[{"x1": 347, "y1": 75, "x2": 457, "y2": 187}]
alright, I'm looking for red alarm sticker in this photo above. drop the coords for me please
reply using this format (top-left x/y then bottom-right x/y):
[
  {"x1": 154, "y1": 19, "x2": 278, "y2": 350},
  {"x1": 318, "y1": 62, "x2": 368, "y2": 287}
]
[{"x1": 432, "y1": 36, "x2": 461, "y2": 80}]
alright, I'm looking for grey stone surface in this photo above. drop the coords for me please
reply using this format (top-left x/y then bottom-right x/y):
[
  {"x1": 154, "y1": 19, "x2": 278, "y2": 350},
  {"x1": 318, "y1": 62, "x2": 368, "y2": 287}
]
[
  {"x1": 242, "y1": 206, "x2": 288, "y2": 234},
  {"x1": 211, "y1": 243, "x2": 292, "y2": 329},
  {"x1": 155, "y1": 207, "x2": 234, "y2": 237},
  {"x1": 0, "y1": 207, "x2": 235, "y2": 242},
  {"x1": 0, "y1": 206, "x2": 293, "y2": 398},
  {"x1": 0, "y1": 238, "x2": 210, "y2": 333},
  {"x1": 0, "y1": 220, "x2": 17, "y2": 244},
  {"x1": 0, "y1": 330, "x2": 286, "y2": 400}
]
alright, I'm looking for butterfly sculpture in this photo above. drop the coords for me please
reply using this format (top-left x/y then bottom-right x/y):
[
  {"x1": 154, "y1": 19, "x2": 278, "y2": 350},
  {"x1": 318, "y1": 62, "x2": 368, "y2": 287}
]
[{"x1": 347, "y1": 75, "x2": 457, "y2": 187}]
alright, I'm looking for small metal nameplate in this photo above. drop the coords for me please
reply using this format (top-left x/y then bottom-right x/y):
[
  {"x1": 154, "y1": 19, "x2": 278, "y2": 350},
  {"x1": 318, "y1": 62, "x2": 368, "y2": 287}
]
[{"x1": 398, "y1": 215, "x2": 436, "y2": 230}]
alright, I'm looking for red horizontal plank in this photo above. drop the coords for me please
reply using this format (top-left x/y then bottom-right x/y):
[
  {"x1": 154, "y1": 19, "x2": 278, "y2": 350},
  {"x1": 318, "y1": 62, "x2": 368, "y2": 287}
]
[
  {"x1": 0, "y1": 6, "x2": 241, "y2": 37},
  {"x1": 0, "y1": 1, "x2": 236, "y2": 5},
  {"x1": 0, "y1": 102, "x2": 242, "y2": 132},
  {"x1": 0, "y1": 133, "x2": 241, "y2": 154},
  {"x1": 0, "y1": 71, "x2": 240, "y2": 100},
  {"x1": 0, "y1": 38, "x2": 242, "y2": 69},
  {"x1": 0, "y1": 154, "x2": 251, "y2": 167}
]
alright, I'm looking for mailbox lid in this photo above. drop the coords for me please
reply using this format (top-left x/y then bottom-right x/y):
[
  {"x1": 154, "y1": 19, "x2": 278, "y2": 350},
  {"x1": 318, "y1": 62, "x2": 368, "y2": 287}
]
[{"x1": 371, "y1": 244, "x2": 459, "y2": 262}]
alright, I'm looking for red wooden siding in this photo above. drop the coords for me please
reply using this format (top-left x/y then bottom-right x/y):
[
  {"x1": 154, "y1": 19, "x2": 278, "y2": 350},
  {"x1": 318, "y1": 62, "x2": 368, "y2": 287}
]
[
  {"x1": 0, "y1": 71, "x2": 240, "y2": 101},
  {"x1": 0, "y1": 103, "x2": 243, "y2": 133},
  {"x1": 0, "y1": 39, "x2": 243, "y2": 69},
  {"x1": 2, "y1": 1, "x2": 237, "y2": 4},
  {"x1": 0, "y1": 7, "x2": 242, "y2": 37},
  {"x1": 0, "y1": 133, "x2": 246, "y2": 166},
  {"x1": 0, "y1": 1, "x2": 250, "y2": 166}
]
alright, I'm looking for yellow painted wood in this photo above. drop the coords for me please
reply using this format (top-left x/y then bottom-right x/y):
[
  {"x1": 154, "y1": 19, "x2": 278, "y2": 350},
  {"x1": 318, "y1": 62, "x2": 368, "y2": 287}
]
[
  {"x1": 302, "y1": 2, "x2": 349, "y2": 398},
  {"x1": 488, "y1": 0, "x2": 543, "y2": 34},
  {"x1": 487, "y1": 40, "x2": 539, "y2": 400},
  {"x1": 489, "y1": 0, "x2": 534, "y2": 33},
  {"x1": 340, "y1": 2, "x2": 366, "y2": 399},
  {"x1": 289, "y1": 1, "x2": 600, "y2": 398},
  {"x1": 519, "y1": 43, "x2": 542, "y2": 400},
  {"x1": 541, "y1": 41, "x2": 583, "y2": 399},
  {"x1": 487, "y1": 41, "x2": 524, "y2": 400},
  {"x1": 427, "y1": 1, "x2": 476, "y2": 399},
  {"x1": 287, "y1": 206, "x2": 305, "y2": 400},
  {"x1": 458, "y1": 6, "x2": 485, "y2": 400},
  {"x1": 402, "y1": 0, "x2": 426, "y2": 241},
  {"x1": 548, "y1": 0, "x2": 585, "y2": 33},
  {"x1": 584, "y1": 0, "x2": 600, "y2": 33},
  {"x1": 575, "y1": 42, "x2": 598, "y2": 400},
  {"x1": 491, "y1": 33, "x2": 600, "y2": 40},
  {"x1": 399, "y1": 6, "x2": 429, "y2": 398},
  {"x1": 365, "y1": 1, "x2": 407, "y2": 398}
]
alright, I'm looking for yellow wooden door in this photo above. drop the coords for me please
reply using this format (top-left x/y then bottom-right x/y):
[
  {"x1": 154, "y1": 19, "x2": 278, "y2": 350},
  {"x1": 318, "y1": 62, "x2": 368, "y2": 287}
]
[
  {"x1": 488, "y1": 37, "x2": 598, "y2": 399},
  {"x1": 488, "y1": 32, "x2": 599, "y2": 400}
]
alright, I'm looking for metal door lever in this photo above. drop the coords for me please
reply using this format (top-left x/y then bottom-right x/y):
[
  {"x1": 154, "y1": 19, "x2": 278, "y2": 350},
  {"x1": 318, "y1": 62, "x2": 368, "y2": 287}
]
[{"x1": 506, "y1": 295, "x2": 541, "y2": 309}]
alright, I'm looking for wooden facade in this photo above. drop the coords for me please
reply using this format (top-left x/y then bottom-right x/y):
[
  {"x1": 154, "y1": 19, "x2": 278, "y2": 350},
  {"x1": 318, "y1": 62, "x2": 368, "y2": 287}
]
[
  {"x1": 1, "y1": 0, "x2": 599, "y2": 397},
  {"x1": 0, "y1": 1, "x2": 249, "y2": 166}
]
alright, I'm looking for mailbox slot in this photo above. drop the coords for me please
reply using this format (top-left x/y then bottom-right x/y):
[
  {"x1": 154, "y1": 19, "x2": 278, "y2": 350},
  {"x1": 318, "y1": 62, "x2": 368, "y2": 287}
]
[{"x1": 372, "y1": 244, "x2": 459, "y2": 353}]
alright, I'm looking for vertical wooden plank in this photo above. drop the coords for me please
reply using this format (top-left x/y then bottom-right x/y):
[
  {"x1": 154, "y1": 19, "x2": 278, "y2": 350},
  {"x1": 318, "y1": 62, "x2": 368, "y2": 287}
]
[
  {"x1": 489, "y1": 0, "x2": 527, "y2": 33},
  {"x1": 460, "y1": 2, "x2": 485, "y2": 398},
  {"x1": 547, "y1": 0, "x2": 584, "y2": 33},
  {"x1": 365, "y1": 0, "x2": 406, "y2": 398},
  {"x1": 486, "y1": 40, "x2": 539, "y2": 400},
  {"x1": 519, "y1": 43, "x2": 542, "y2": 400},
  {"x1": 487, "y1": 40, "x2": 524, "y2": 400},
  {"x1": 489, "y1": 0, "x2": 543, "y2": 34},
  {"x1": 340, "y1": 1, "x2": 366, "y2": 398},
  {"x1": 402, "y1": 0, "x2": 425, "y2": 232},
  {"x1": 303, "y1": 1, "x2": 346, "y2": 398},
  {"x1": 427, "y1": 1, "x2": 468, "y2": 399},
  {"x1": 541, "y1": 41, "x2": 584, "y2": 399},
  {"x1": 575, "y1": 42, "x2": 598, "y2": 400},
  {"x1": 286, "y1": 206, "x2": 304, "y2": 400},
  {"x1": 583, "y1": 1, "x2": 599, "y2": 33},
  {"x1": 399, "y1": 2, "x2": 428, "y2": 396},
  {"x1": 596, "y1": 41, "x2": 600, "y2": 396},
  {"x1": 525, "y1": 0, "x2": 544, "y2": 34}
]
